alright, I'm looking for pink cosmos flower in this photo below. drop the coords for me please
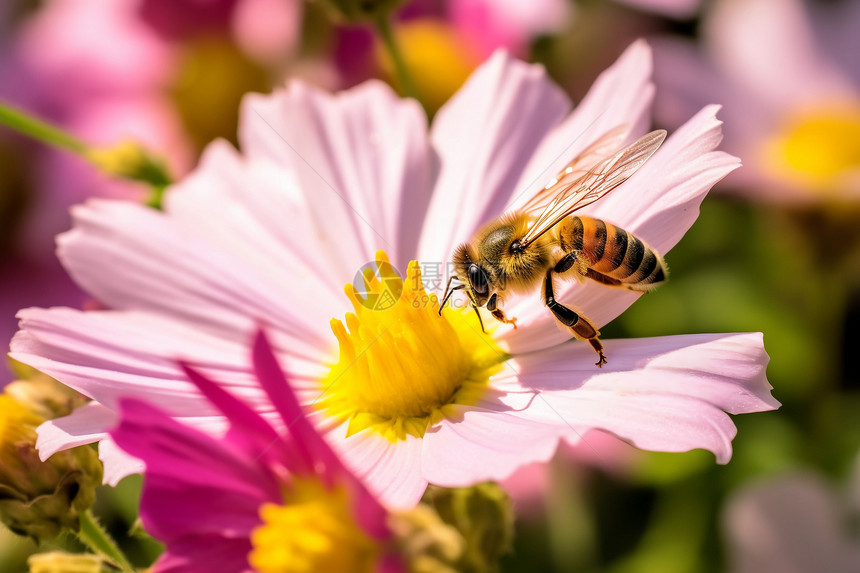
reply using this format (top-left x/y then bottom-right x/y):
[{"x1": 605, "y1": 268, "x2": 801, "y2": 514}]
[
  {"x1": 111, "y1": 329, "x2": 401, "y2": 573},
  {"x1": 11, "y1": 40, "x2": 779, "y2": 508},
  {"x1": 654, "y1": 0, "x2": 860, "y2": 202},
  {"x1": 722, "y1": 470, "x2": 860, "y2": 572},
  {"x1": 446, "y1": 0, "x2": 572, "y2": 59}
]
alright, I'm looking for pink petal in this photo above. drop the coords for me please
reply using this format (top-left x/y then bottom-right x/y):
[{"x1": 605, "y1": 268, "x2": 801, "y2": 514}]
[
  {"x1": 508, "y1": 40, "x2": 656, "y2": 213},
  {"x1": 502, "y1": 105, "x2": 740, "y2": 353},
  {"x1": 723, "y1": 472, "x2": 860, "y2": 572},
  {"x1": 239, "y1": 81, "x2": 433, "y2": 272},
  {"x1": 35, "y1": 402, "x2": 114, "y2": 459},
  {"x1": 164, "y1": 140, "x2": 348, "y2": 324},
  {"x1": 421, "y1": 403, "x2": 565, "y2": 486},
  {"x1": 57, "y1": 199, "x2": 333, "y2": 356},
  {"x1": 331, "y1": 428, "x2": 428, "y2": 510},
  {"x1": 510, "y1": 332, "x2": 778, "y2": 463},
  {"x1": 418, "y1": 50, "x2": 570, "y2": 263},
  {"x1": 11, "y1": 308, "x2": 269, "y2": 413},
  {"x1": 449, "y1": 0, "x2": 571, "y2": 57},
  {"x1": 706, "y1": 0, "x2": 853, "y2": 108},
  {"x1": 111, "y1": 399, "x2": 279, "y2": 542},
  {"x1": 98, "y1": 437, "x2": 145, "y2": 486}
]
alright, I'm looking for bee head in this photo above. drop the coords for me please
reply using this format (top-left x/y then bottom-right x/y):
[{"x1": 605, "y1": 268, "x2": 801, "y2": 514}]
[{"x1": 452, "y1": 243, "x2": 493, "y2": 307}]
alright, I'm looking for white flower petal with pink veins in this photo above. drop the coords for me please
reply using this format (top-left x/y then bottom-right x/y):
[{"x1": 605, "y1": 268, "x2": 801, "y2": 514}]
[
  {"x1": 506, "y1": 333, "x2": 778, "y2": 464},
  {"x1": 10, "y1": 40, "x2": 777, "y2": 506},
  {"x1": 239, "y1": 80, "x2": 434, "y2": 273}
]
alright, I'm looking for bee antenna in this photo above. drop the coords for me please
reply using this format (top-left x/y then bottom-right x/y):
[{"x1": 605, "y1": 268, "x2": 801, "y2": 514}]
[{"x1": 439, "y1": 275, "x2": 464, "y2": 315}]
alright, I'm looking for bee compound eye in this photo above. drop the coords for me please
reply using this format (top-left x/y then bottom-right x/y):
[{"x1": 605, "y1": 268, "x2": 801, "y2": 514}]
[{"x1": 468, "y1": 264, "x2": 489, "y2": 295}]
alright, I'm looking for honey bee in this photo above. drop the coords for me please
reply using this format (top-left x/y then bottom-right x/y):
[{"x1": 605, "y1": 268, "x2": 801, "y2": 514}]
[{"x1": 439, "y1": 127, "x2": 669, "y2": 367}]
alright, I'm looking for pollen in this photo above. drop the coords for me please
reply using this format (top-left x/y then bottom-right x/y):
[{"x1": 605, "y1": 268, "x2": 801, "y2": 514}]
[
  {"x1": 318, "y1": 251, "x2": 506, "y2": 442},
  {"x1": 248, "y1": 480, "x2": 378, "y2": 573}
]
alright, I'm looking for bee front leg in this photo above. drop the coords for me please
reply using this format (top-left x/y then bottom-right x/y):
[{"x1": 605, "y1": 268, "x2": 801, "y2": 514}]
[
  {"x1": 543, "y1": 270, "x2": 607, "y2": 367},
  {"x1": 487, "y1": 293, "x2": 517, "y2": 329}
]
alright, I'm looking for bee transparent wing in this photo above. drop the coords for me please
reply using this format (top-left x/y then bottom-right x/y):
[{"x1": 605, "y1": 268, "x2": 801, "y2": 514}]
[
  {"x1": 520, "y1": 129, "x2": 667, "y2": 248},
  {"x1": 520, "y1": 125, "x2": 631, "y2": 214}
]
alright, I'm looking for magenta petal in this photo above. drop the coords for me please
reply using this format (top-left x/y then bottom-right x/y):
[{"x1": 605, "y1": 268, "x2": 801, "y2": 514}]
[
  {"x1": 178, "y1": 361, "x2": 282, "y2": 466},
  {"x1": 150, "y1": 534, "x2": 253, "y2": 573},
  {"x1": 249, "y1": 330, "x2": 391, "y2": 539},
  {"x1": 111, "y1": 399, "x2": 279, "y2": 542}
]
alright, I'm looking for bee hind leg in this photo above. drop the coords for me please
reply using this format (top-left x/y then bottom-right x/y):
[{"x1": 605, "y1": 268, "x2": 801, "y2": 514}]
[
  {"x1": 487, "y1": 293, "x2": 517, "y2": 329},
  {"x1": 543, "y1": 270, "x2": 607, "y2": 367}
]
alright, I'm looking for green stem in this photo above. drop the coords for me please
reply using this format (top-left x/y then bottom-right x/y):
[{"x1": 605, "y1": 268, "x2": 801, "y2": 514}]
[
  {"x1": 375, "y1": 16, "x2": 417, "y2": 100},
  {"x1": 78, "y1": 509, "x2": 135, "y2": 572},
  {"x1": 0, "y1": 101, "x2": 87, "y2": 154}
]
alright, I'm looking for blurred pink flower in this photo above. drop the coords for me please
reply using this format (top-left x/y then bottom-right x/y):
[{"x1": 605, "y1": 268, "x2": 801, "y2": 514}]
[
  {"x1": 654, "y1": 0, "x2": 860, "y2": 202},
  {"x1": 0, "y1": 0, "x2": 192, "y2": 367},
  {"x1": 336, "y1": 0, "x2": 571, "y2": 90},
  {"x1": 111, "y1": 329, "x2": 401, "y2": 573},
  {"x1": 139, "y1": 0, "x2": 301, "y2": 65},
  {"x1": 447, "y1": 0, "x2": 571, "y2": 58},
  {"x1": 12, "y1": 41, "x2": 778, "y2": 509},
  {"x1": 723, "y1": 470, "x2": 860, "y2": 573},
  {"x1": 614, "y1": 0, "x2": 701, "y2": 19}
]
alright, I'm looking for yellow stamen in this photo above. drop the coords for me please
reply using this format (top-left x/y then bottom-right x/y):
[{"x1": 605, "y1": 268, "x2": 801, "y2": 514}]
[
  {"x1": 763, "y1": 103, "x2": 860, "y2": 193},
  {"x1": 318, "y1": 251, "x2": 506, "y2": 442},
  {"x1": 248, "y1": 480, "x2": 378, "y2": 573}
]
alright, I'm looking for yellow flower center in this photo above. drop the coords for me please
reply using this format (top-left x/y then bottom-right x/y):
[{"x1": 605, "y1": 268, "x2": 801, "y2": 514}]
[
  {"x1": 318, "y1": 251, "x2": 505, "y2": 442},
  {"x1": 763, "y1": 103, "x2": 860, "y2": 192},
  {"x1": 0, "y1": 394, "x2": 42, "y2": 447},
  {"x1": 248, "y1": 480, "x2": 378, "y2": 573}
]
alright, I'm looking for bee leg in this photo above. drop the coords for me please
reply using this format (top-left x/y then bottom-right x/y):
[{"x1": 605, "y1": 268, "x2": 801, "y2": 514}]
[
  {"x1": 554, "y1": 251, "x2": 589, "y2": 281},
  {"x1": 471, "y1": 304, "x2": 486, "y2": 333},
  {"x1": 543, "y1": 270, "x2": 607, "y2": 367},
  {"x1": 487, "y1": 293, "x2": 517, "y2": 329}
]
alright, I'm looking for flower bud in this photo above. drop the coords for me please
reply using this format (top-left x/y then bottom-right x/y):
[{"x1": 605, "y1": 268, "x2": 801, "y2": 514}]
[
  {"x1": 84, "y1": 140, "x2": 171, "y2": 206},
  {"x1": 0, "y1": 389, "x2": 102, "y2": 542},
  {"x1": 391, "y1": 482, "x2": 514, "y2": 573},
  {"x1": 27, "y1": 552, "x2": 110, "y2": 573}
]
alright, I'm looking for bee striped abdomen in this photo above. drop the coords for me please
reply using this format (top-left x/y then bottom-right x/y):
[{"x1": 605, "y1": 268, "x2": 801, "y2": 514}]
[{"x1": 559, "y1": 216, "x2": 666, "y2": 290}]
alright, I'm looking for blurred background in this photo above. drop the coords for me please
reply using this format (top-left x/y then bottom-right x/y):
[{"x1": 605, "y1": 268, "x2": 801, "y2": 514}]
[{"x1": 1, "y1": 0, "x2": 859, "y2": 571}]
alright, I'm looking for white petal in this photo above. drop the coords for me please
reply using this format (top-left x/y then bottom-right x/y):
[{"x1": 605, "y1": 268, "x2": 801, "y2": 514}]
[
  {"x1": 239, "y1": 80, "x2": 433, "y2": 272},
  {"x1": 99, "y1": 437, "x2": 145, "y2": 486},
  {"x1": 510, "y1": 333, "x2": 778, "y2": 463},
  {"x1": 12, "y1": 307, "x2": 326, "y2": 414},
  {"x1": 508, "y1": 39, "x2": 656, "y2": 213},
  {"x1": 35, "y1": 402, "x2": 114, "y2": 460},
  {"x1": 328, "y1": 425, "x2": 428, "y2": 510},
  {"x1": 419, "y1": 50, "x2": 570, "y2": 264}
]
